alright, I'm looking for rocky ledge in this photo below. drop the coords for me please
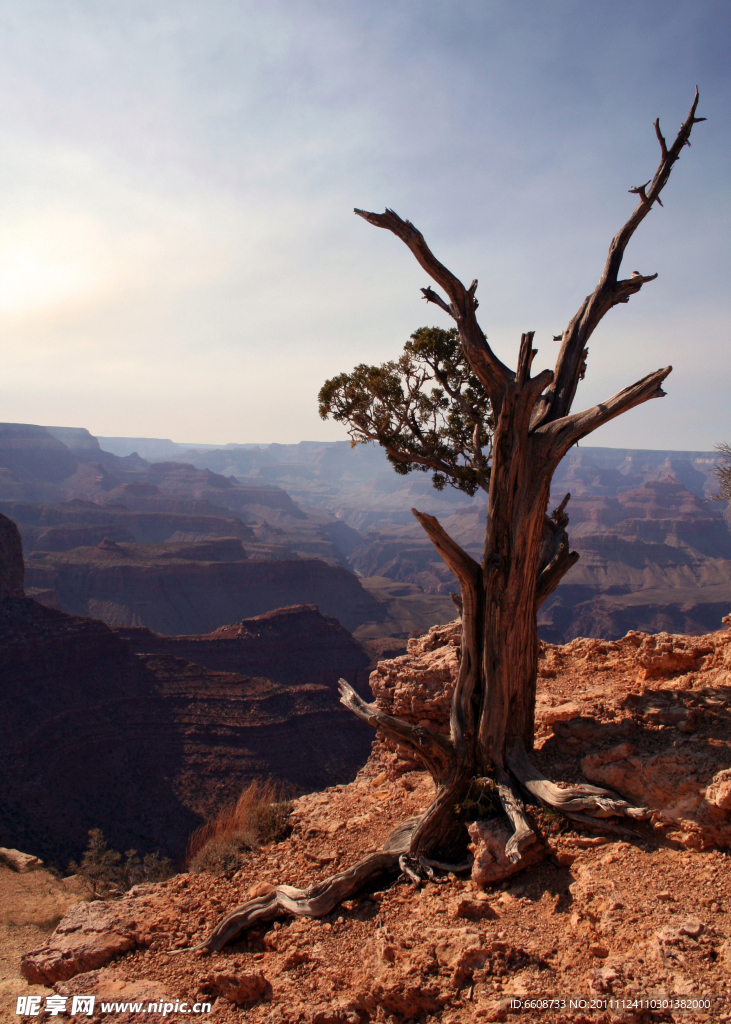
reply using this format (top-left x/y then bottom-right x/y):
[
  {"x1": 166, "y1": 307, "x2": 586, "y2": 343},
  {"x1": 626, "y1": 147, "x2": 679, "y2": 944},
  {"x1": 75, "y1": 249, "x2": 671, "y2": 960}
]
[
  {"x1": 370, "y1": 615, "x2": 731, "y2": 850},
  {"x1": 16, "y1": 615, "x2": 731, "y2": 1022}
]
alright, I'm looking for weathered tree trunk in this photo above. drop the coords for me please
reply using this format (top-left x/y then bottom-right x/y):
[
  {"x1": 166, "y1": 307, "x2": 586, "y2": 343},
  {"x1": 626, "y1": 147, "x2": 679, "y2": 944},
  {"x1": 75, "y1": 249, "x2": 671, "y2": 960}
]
[
  {"x1": 185, "y1": 94, "x2": 703, "y2": 953},
  {"x1": 346, "y1": 92, "x2": 704, "y2": 866}
]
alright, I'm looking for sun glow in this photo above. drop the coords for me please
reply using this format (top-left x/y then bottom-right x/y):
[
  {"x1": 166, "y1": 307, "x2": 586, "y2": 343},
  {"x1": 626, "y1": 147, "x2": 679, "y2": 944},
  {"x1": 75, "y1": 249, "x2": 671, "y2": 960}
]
[{"x1": 0, "y1": 216, "x2": 112, "y2": 317}]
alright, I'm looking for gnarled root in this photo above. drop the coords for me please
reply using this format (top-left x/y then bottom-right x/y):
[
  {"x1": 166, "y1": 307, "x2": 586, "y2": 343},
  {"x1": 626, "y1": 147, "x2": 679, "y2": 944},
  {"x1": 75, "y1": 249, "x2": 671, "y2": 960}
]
[
  {"x1": 173, "y1": 817, "x2": 420, "y2": 955},
  {"x1": 507, "y1": 743, "x2": 647, "y2": 820},
  {"x1": 495, "y1": 769, "x2": 537, "y2": 863}
]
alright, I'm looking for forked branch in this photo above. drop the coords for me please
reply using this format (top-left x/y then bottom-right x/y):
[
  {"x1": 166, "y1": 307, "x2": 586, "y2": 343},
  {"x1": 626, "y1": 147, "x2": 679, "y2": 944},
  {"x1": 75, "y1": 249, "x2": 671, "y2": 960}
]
[
  {"x1": 533, "y1": 90, "x2": 704, "y2": 429},
  {"x1": 180, "y1": 818, "x2": 420, "y2": 953},
  {"x1": 540, "y1": 365, "x2": 672, "y2": 465},
  {"x1": 354, "y1": 207, "x2": 512, "y2": 410}
]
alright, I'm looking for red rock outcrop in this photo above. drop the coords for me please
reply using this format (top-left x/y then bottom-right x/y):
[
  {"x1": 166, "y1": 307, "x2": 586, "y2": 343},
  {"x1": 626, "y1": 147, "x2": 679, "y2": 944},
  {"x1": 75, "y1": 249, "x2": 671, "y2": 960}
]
[
  {"x1": 16, "y1": 615, "x2": 731, "y2": 1020},
  {"x1": 369, "y1": 615, "x2": 731, "y2": 851}
]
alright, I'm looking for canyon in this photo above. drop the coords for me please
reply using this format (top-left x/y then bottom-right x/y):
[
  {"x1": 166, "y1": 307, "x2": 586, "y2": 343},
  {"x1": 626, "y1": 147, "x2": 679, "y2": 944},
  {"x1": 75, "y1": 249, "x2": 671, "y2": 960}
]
[
  {"x1": 0, "y1": 513, "x2": 374, "y2": 868},
  {"x1": 6, "y1": 424, "x2": 729, "y2": 644}
]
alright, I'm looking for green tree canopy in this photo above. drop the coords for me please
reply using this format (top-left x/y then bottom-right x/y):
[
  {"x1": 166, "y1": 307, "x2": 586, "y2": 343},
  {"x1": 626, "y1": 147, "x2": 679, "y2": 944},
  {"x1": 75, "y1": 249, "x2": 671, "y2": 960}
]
[{"x1": 318, "y1": 326, "x2": 494, "y2": 496}]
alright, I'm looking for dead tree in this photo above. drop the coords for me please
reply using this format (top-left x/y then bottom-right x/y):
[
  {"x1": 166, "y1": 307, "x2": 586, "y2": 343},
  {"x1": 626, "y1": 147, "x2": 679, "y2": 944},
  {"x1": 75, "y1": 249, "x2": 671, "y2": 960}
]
[{"x1": 184, "y1": 93, "x2": 703, "y2": 953}]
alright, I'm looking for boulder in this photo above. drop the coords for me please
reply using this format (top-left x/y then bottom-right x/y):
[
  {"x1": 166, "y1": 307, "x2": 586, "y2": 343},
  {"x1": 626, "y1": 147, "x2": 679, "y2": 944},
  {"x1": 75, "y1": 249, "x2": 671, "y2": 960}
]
[
  {"x1": 21, "y1": 900, "x2": 137, "y2": 985},
  {"x1": 0, "y1": 847, "x2": 42, "y2": 872},
  {"x1": 54, "y1": 966, "x2": 168, "y2": 1003}
]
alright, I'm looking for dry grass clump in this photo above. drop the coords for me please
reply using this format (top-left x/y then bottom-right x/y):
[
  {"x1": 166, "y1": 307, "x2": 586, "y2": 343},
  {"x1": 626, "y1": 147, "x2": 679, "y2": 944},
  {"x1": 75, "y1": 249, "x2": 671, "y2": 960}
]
[{"x1": 187, "y1": 780, "x2": 292, "y2": 875}]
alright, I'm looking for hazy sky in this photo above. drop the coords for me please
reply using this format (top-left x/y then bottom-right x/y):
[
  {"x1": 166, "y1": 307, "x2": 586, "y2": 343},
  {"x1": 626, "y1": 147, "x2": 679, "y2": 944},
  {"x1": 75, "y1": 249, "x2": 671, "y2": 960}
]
[{"x1": 0, "y1": 1, "x2": 728, "y2": 448}]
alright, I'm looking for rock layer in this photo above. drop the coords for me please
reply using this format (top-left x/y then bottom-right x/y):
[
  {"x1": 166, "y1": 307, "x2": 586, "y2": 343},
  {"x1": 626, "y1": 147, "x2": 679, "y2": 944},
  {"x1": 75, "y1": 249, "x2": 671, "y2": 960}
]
[
  {"x1": 0, "y1": 594, "x2": 374, "y2": 865},
  {"x1": 24, "y1": 542, "x2": 384, "y2": 635}
]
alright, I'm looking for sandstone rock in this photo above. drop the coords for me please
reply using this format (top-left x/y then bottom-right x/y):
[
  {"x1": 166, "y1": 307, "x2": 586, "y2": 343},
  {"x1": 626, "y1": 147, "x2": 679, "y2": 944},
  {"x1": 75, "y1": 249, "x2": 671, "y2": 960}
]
[
  {"x1": 706, "y1": 769, "x2": 731, "y2": 812},
  {"x1": 248, "y1": 881, "x2": 277, "y2": 899},
  {"x1": 581, "y1": 748, "x2": 704, "y2": 823},
  {"x1": 539, "y1": 701, "x2": 583, "y2": 729},
  {"x1": 589, "y1": 966, "x2": 618, "y2": 991},
  {"x1": 307, "y1": 1007, "x2": 362, "y2": 1024},
  {"x1": 588, "y1": 941, "x2": 609, "y2": 958},
  {"x1": 0, "y1": 847, "x2": 42, "y2": 872},
  {"x1": 475, "y1": 998, "x2": 510, "y2": 1021},
  {"x1": 20, "y1": 900, "x2": 137, "y2": 984},
  {"x1": 369, "y1": 620, "x2": 460, "y2": 746},
  {"x1": 679, "y1": 917, "x2": 705, "y2": 938},
  {"x1": 455, "y1": 896, "x2": 498, "y2": 920},
  {"x1": 54, "y1": 966, "x2": 168, "y2": 1003},
  {"x1": 201, "y1": 970, "x2": 267, "y2": 1006},
  {"x1": 467, "y1": 819, "x2": 545, "y2": 886}
]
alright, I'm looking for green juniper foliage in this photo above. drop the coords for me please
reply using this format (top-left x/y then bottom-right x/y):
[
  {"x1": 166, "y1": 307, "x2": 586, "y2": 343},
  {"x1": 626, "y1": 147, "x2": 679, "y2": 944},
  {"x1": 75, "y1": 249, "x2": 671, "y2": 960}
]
[{"x1": 318, "y1": 326, "x2": 494, "y2": 496}]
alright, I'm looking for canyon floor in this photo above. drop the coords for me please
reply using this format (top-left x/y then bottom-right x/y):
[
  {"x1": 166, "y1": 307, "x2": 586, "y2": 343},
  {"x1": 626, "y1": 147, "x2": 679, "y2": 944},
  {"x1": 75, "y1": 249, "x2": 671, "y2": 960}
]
[{"x1": 5, "y1": 618, "x2": 731, "y2": 1023}]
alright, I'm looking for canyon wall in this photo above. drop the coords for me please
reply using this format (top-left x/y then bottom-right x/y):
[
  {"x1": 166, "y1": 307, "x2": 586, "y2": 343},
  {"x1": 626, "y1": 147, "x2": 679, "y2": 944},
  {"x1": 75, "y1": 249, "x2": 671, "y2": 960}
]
[
  {"x1": 0, "y1": 523, "x2": 374, "y2": 865},
  {"x1": 24, "y1": 541, "x2": 384, "y2": 635}
]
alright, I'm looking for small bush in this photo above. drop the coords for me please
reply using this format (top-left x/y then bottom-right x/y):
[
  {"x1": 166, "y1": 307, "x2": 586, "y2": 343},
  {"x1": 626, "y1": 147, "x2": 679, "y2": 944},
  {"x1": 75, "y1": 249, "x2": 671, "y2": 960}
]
[
  {"x1": 68, "y1": 829, "x2": 174, "y2": 898},
  {"x1": 187, "y1": 780, "x2": 292, "y2": 875},
  {"x1": 713, "y1": 442, "x2": 731, "y2": 501}
]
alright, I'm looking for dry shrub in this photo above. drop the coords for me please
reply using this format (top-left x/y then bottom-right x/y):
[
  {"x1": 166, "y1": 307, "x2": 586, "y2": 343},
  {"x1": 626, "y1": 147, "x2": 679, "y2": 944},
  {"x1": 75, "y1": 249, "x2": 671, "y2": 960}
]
[{"x1": 187, "y1": 780, "x2": 292, "y2": 875}]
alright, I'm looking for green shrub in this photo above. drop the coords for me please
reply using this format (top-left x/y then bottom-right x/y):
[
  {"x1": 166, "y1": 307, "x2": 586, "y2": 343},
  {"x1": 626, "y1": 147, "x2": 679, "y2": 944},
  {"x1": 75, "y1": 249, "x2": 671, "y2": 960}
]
[{"x1": 68, "y1": 829, "x2": 174, "y2": 898}]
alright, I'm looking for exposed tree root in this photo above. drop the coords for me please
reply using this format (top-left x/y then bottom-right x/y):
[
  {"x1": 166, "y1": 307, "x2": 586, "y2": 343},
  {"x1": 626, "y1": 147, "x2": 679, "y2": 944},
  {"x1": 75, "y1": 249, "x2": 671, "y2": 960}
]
[
  {"x1": 172, "y1": 818, "x2": 421, "y2": 954},
  {"x1": 507, "y1": 743, "x2": 647, "y2": 820},
  {"x1": 495, "y1": 769, "x2": 537, "y2": 863}
]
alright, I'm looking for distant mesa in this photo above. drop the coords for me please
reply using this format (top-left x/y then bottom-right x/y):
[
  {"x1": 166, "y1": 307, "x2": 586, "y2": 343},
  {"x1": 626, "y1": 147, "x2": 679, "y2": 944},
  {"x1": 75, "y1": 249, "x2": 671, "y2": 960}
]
[
  {"x1": 23, "y1": 539, "x2": 384, "y2": 636},
  {"x1": 96, "y1": 537, "x2": 123, "y2": 552}
]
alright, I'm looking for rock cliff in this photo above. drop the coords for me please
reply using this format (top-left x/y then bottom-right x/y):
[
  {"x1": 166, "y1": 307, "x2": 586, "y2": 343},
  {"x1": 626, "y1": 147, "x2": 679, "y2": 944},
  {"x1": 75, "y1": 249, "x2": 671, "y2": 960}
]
[
  {"x1": 0, "y1": 524, "x2": 374, "y2": 864},
  {"x1": 115, "y1": 603, "x2": 374, "y2": 699},
  {"x1": 24, "y1": 541, "x2": 384, "y2": 635}
]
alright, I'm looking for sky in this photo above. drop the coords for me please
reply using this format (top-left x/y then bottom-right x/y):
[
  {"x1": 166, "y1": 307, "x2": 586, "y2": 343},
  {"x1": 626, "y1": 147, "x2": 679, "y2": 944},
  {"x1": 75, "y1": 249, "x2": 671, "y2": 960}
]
[{"x1": 0, "y1": 0, "x2": 728, "y2": 449}]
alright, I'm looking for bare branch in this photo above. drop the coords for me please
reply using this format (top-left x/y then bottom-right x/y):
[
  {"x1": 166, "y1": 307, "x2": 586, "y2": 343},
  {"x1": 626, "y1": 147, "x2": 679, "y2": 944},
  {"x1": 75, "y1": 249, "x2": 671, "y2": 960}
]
[
  {"x1": 540, "y1": 365, "x2": 672, "y2": 464},
  {"x1": 187, "y1": 826, "x2": 421, "y2": 951},
  {"x1": 354, "y1": 207, "x2": 512, "y2": 410},
  {"x1": 410, "y1": 507, "x2": 481, "y2": 589},
  {"x1": 338, "y1": 679, "x2": 454, "y2": 780},
  {"x1": 532, "y1": 91, "x2": 704, "y2": 430},
  {"x1": 421, "y1": 286, "x2": 453, "y2": 317}
]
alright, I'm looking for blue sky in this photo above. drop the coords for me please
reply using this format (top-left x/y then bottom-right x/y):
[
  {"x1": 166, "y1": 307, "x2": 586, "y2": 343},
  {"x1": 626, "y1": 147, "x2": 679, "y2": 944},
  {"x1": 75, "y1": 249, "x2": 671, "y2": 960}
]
[{"x1": 0, "y1": 0, "x2": 728, "y2": 448}]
